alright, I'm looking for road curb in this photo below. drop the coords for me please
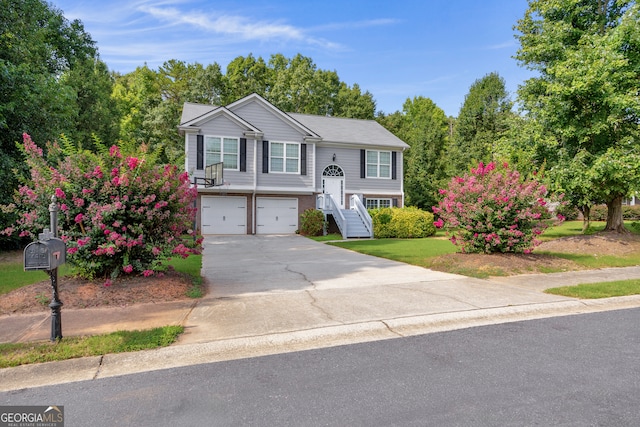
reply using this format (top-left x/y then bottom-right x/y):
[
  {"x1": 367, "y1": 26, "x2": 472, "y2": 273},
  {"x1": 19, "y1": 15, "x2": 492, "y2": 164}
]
[{"x1": 2, "y1": 296, "x2": 640, "y2": 393}]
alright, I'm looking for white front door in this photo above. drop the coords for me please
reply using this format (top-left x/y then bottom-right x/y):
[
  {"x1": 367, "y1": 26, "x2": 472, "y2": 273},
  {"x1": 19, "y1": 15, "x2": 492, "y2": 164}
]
[{"x1": 323, "y1": 177, "x2": 345, "y2": 209}]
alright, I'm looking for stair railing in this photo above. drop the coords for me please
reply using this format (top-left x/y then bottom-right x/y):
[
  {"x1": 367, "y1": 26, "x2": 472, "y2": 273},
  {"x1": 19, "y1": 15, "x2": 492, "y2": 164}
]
[
  {"x1": 316, "y1": 193, "x2": 348, "y2": 238},
  {"x1": 350, "y1": 195, "x2": 373, "y2": 238}
]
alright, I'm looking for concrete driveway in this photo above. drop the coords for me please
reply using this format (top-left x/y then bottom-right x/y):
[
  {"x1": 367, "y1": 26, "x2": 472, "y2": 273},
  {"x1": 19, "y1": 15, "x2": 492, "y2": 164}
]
[{"x1": 179, "y1": 235, "x2": 584, "y2": 344}]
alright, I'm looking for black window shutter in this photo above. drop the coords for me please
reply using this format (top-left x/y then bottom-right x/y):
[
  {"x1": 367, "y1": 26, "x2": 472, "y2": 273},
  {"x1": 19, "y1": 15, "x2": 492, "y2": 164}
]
[
  {"x1": 393, "y1": 198, "x2": 398, "y2": 207},
  {"x1": 360, "y1": 149, "x2": 366, "y2": 179},
  {"x1": 392, "y1": 151, "x2": 397, "y2": 180},
  {"x1": 301, "y1": 144, "x2": 307, "y2": 175},
  {"x1": 196, "y1": 135, "x2": 204, "y2": 170},
  {"x1": 240, "y1": 138, "x2": 247, "y2": 172},
  {"x1": 262, "y1": 140, "x2": 269, "y2": 173}
]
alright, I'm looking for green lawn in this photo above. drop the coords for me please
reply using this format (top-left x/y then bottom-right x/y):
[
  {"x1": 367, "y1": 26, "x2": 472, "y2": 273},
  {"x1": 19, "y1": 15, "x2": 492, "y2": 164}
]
[
  {"x1": 168, "y1": 254, "x2": 202, "y2": 283},
  {"x1": 0, "y1": 258, "x2": 74, "y2": 296},
  {"x1": 545, "y1": 279, "x2": 640, "y2": 299},
  {"x1": 0, "y1": 252, "x2": 203, "y2": 296},
  {"x1": 329, "y1": 237, "x2": 457, "y2": 269},
  {"x1": 327, "y1": 220, "x2": 640, "y2": 275},
  {"x1": 539, "y1": 220, "x2": 594, "y2": 240},
  {"x1": 541, "y1": 220, "x2": 640, "y2": 240}
]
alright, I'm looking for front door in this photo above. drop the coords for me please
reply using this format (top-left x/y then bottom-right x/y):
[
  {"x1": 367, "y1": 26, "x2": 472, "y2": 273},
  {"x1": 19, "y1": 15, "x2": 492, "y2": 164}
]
[{"x1": 323, "y1": 177, "x2": 344, "y2": 209}]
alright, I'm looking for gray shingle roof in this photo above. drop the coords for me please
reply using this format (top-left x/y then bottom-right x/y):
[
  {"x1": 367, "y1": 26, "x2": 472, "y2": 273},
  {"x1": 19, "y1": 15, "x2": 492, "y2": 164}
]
[
  {"x1": 289, "y1": 113, "x2": 409, "y2": 149},
  {"x1": 180, "y1": 102, "x2": 218, "y2": 125}
]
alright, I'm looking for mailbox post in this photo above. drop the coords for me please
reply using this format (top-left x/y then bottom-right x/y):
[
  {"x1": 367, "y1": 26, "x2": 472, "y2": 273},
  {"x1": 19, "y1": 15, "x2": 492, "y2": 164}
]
[{"x1": 23, "y1": 196, "x2": 65, "y2": 341}]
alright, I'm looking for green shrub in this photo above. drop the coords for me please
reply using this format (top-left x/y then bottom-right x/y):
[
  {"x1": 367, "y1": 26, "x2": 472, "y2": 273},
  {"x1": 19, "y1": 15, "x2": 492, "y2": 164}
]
[
  {"x1": 370, "y1": 207, "x2": 394, "y2": 238},
  {"x1": 623, "y1": 205, "x2": 640, "y2": 220},
  {"x1": 370, "y1": 207, "x2": 436, "y2": 239},
  {"x1": 299, "y1": 208, "x2": 325, "y2": 236},
  {"x1": 590, "y1": 205, "x2": 607, "y2": 221},
  {"x1": 555, "y1": 204, "x2": 580, "y2": 221},
  {"x1": 587, "y1": 204, "x2": 640, "y2": 221}
]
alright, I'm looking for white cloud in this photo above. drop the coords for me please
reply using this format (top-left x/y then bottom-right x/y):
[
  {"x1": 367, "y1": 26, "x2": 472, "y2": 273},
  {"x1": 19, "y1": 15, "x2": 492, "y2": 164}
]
[{"x1": 136, "y1": 4, "x2": 341, "y2": 49}]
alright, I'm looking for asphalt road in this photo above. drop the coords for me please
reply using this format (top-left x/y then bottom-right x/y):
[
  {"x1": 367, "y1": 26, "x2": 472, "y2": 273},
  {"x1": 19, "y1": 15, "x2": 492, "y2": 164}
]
[{"x1": 3, "y1": 308, "x2": 640, "y2": 426}]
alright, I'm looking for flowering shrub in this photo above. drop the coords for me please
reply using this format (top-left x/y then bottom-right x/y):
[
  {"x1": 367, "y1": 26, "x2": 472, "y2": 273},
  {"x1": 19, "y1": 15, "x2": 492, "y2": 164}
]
[
  {"x1": 1, "y1": 134, "x2": 201, "y2": 280},
  {"x1": 432, "y1": 162, "x2": 561, "y2": 254},
  {"x1": 370, "y1": 207, "x2": 436, "y2": 238}
]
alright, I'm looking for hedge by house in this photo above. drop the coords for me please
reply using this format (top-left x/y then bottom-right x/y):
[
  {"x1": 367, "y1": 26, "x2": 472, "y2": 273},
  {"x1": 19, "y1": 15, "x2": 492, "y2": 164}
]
[
  {"x1": 299, "y1": 208, "x2": 326, "y2": 236},
  {"x1": 370, "y1": 207, "x2": 436, "y2": 238}
]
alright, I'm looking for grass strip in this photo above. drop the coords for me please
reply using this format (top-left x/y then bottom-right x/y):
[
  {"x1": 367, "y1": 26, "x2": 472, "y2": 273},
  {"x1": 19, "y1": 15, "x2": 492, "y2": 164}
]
[
  {"x1": 0, "y1": 325, "x2": 184, "y2": 368},
  {"x1": 545, "y1": 279, "x2": 640, "y2": 299}
]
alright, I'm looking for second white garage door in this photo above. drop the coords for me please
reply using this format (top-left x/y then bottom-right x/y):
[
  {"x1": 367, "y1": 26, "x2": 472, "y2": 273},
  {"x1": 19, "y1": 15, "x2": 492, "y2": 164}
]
[
  {"x1": 256, "y1": 197, "x2": 298, "y2": 234},
  {"x1": 201, "y1": 196, "x2": 246, "y2": 234}
]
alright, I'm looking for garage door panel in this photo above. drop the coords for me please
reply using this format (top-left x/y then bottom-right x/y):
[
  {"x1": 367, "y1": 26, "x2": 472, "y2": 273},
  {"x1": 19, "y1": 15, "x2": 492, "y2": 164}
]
[
  {"x1": 201, "y1": 196, "x2": 246, "y2": 234},
  {"x1": 256, "y1": 198, "x2": 298, "y2": 234}
]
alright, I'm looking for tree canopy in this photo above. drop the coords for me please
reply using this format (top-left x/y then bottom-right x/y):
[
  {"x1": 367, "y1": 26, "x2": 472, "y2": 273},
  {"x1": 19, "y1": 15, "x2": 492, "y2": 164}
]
[
  {"x1": 378, "y1": 97, "x2": 449, "y2": 210},
  {"x1": 0, "y1": 0, "x2": 102, "y2": 248},
  {"x1": 448, "y1": 72, "x2": 513, "y2": 175},
  {"x1": 515, "y1": 0, "x2": 640, "y2": 232}
]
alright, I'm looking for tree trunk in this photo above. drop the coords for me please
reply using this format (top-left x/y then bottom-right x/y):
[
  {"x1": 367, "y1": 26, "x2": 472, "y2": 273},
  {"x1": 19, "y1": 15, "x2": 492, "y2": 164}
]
[
  {"x1": 604, "y1": 195, "x2": 628, "y2": 233},
  {"x1": 579, "y1": 205, "x2": 591, "y2": 233}
]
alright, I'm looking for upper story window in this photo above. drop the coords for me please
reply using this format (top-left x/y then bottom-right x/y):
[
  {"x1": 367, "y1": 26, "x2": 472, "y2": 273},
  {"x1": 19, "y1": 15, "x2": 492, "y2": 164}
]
[
  {"x1": 366, "y1": 150, "x2": 391, "y2": 179},
  {"x1": 205, "y1": 136, "x2": 239, "y2": 170},
  {"x1": 270, "y1": 142, "x2": 299, "y2": 173}
]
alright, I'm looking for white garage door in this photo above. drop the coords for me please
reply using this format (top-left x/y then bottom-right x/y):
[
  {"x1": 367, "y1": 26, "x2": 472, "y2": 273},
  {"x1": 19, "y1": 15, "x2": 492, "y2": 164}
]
[
  {"x1": 256, "y1": 197, "x2": 298, "y2": 234},
  {"x1": 201, "y1": 196, "x2": 246, "y2": 234}
]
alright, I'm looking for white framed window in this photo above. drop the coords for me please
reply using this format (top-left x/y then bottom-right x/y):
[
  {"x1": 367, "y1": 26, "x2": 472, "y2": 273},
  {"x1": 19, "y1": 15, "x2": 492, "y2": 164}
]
[
  {"x1": 366, "y1": 198, "x2": 392, "y2": 209},
  {"x1": 205, "y1": 136, "x2": 239, "y2": 170},
  {"x1": 366, "y1": 150, "x2": 391, "y2": 178},
  {"x1": 270, "y1": 142, "x2": 299, "y2": 173}
]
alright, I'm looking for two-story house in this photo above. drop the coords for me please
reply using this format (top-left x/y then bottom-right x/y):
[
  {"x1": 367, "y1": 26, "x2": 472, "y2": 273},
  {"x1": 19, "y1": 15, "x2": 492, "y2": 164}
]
[{"x1": 178, "y1": 93, "x2": 409, "y2": 238}]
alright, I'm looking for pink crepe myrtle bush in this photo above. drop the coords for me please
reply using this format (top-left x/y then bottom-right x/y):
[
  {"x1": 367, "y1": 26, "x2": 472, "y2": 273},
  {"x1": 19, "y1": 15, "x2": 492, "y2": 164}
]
[
  {"x1": 1, "y1": 134, "x2": 201, "y2": 280},
  {"x1": 432, "y1": 162, "x2": 562, "y2": 254}
]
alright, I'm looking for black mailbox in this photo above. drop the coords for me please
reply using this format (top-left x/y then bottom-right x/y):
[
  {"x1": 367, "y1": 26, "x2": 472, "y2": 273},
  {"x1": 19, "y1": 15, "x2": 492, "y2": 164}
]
[{"x1": 24, "y1": 238, "x2": 66, "y2": 271}]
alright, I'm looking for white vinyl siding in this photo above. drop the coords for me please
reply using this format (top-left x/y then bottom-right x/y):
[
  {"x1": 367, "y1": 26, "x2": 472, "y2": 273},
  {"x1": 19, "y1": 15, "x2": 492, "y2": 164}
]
[
  {"x1": 271, "y1": 142, "x2": 299, "y2": 174},
  {"x1": 206, "y1": 136, "x2": 239, "y2": 170},
  {"x1": 366, "y1": 150, "x2": 391, "y2": 179}
]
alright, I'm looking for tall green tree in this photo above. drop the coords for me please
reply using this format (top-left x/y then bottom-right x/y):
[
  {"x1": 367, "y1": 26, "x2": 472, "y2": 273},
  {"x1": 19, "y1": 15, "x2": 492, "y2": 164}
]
[
  {"x1": 379, "y1": 97, "x2": 449, "y2": 210},
  {"x1": 449, "y1": 72, "x2": 513, "y2": 175},
  {"x1": 223, "y1": 54, "x2": 270, "y2": 103},
  {"x1": 59, "y1": 58, "x2": 120, "y2": 149},
  {"x1": 515, "y1": 0, "x2": 640, "y2": 232},
  {"x1": 113, "y1": 60, "x2": 227, "y2": 165},
  {"x1": 268, "y1": 53, "x2": 340, "y2": 115},
  {"x1": 334, "y1": 82, "x2": 376, "y2": 119},
  {"x1": 0, "y1": 0, "x2": 97, "y2": 248},
  {"x1": 112, "y1": 65, "x2": 161, "y2": 151}
]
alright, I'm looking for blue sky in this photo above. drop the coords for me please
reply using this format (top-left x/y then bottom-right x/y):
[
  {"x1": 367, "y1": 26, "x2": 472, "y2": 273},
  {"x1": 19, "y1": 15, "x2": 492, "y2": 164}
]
[{"x1": 52, "y1": 0, "x2": 534, "y2": 117}]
